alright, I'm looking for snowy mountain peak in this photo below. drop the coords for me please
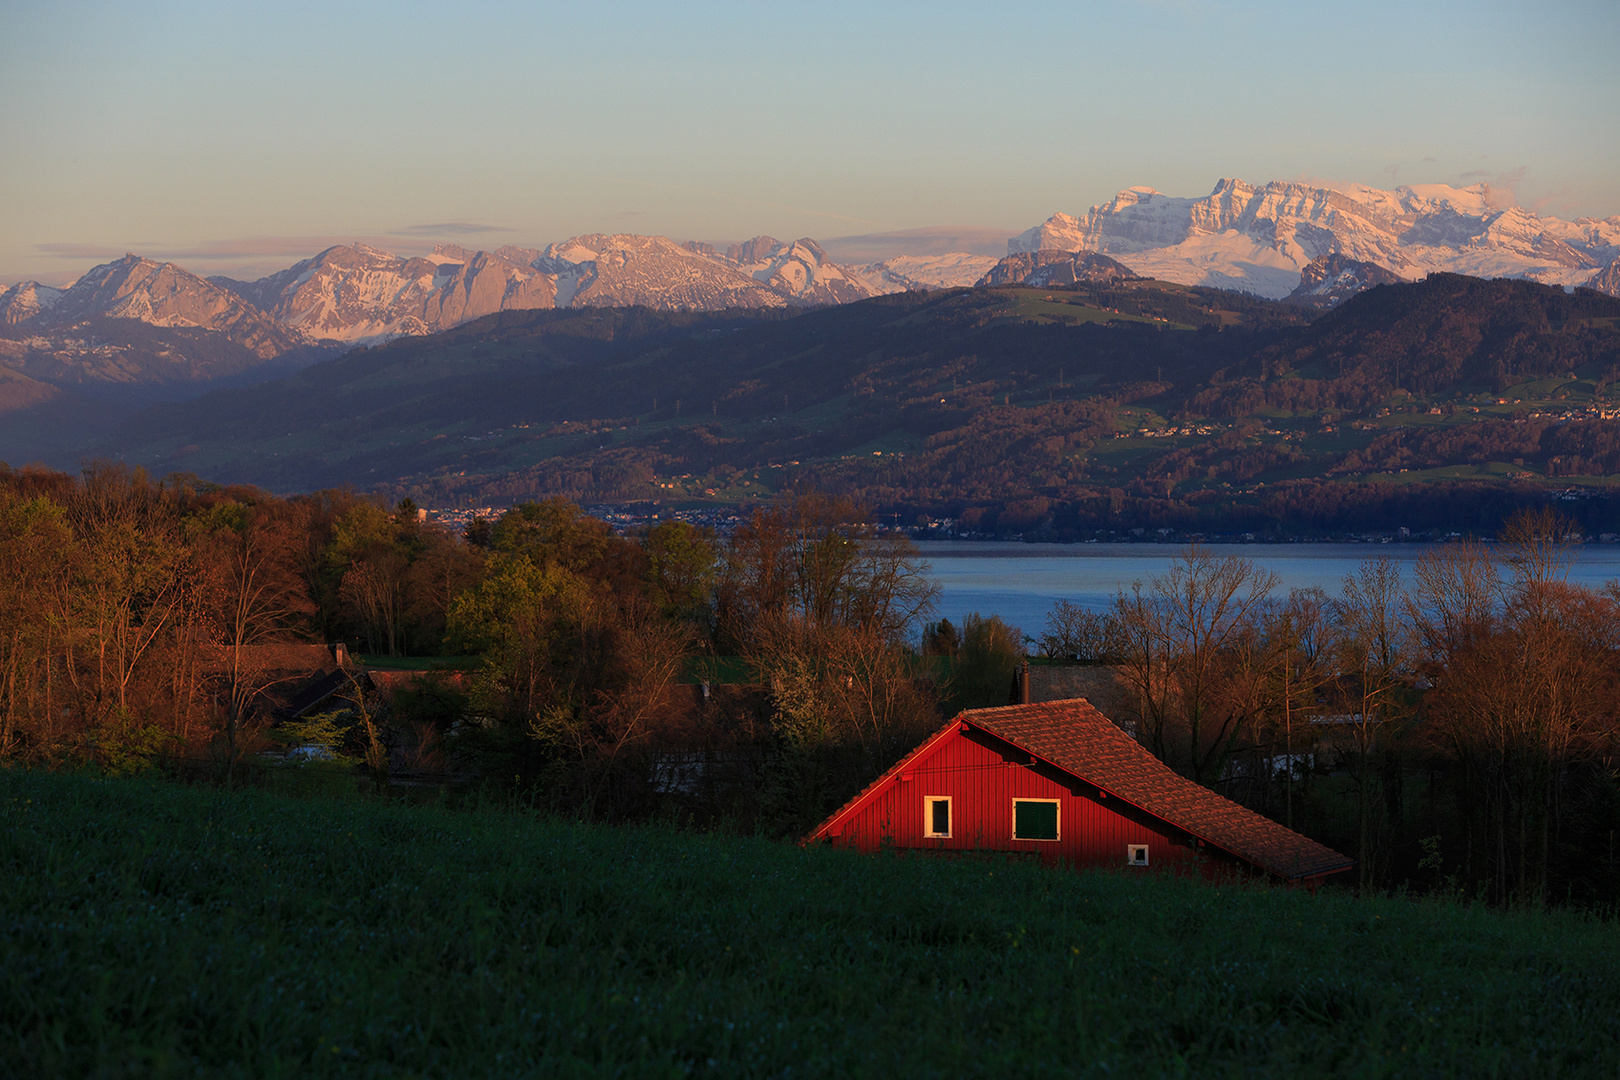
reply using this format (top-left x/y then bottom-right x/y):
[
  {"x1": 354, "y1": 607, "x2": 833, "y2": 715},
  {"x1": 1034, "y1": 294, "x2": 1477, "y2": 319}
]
[
  {"x1": 1012, "y1": 178, "x2": 1620, "y2": 299},
  {"x1": 976, "y1": 250, "x2": 1138, "y2": 289},
  {"x1": 0, "y1": 281, "x2": 65, "y2": 325},
  {"x1": 4, "y1": 253, "x2": 301, "y2": 366}
]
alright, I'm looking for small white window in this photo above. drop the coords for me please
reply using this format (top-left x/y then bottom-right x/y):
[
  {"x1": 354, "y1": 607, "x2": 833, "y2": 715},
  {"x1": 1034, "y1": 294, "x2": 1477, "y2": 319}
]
[
  {"x1": 1012, "y1": 799, "x2": 1060, "y2": 841},
  {"x1": 924, "y1": 796, "x2": 952, "y2": 838},
  {"x1": 1127, "y1": 844, "x2": 1150, "y2": 867}
]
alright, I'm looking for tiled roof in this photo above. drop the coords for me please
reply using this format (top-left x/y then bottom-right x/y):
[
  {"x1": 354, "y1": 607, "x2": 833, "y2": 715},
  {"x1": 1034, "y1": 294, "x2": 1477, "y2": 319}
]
[
  {"x1": 808, "y1": 698, "x2": 1352, "y2": 882},
  {"x1": 965, "y1": 700, "x2": 1353, "y2": 881},
  {"x1": 284, "y1": 669, "x2": 360, "y2": 720}
]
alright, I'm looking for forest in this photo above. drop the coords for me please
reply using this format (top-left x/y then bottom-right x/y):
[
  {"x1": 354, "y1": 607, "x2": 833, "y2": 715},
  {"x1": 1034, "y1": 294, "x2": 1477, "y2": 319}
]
[{"x1": 4, "y1": 460, "x2": 1620, "y2": 907}]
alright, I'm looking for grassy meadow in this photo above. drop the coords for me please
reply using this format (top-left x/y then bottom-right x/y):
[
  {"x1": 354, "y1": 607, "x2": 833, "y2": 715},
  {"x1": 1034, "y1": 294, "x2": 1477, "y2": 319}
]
[{"x1": 5, "y1": 768, "x2": 1620, "y2": 1078}]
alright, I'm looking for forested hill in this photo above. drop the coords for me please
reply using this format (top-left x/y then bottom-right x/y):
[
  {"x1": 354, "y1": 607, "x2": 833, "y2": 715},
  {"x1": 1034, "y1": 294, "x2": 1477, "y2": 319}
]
[
  {"x1": 92, "y1": 275, "x2": 1620, "y2": 536},
  {"x1": 1191, "y1": 275, "x2": 1620, "y2": 416}
]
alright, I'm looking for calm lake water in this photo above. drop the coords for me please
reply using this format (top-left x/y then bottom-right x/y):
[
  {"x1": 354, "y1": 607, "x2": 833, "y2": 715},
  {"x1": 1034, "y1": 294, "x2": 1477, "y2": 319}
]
[{"x1": 915, "y1": 541, "x2": 1620, "y2": 637}]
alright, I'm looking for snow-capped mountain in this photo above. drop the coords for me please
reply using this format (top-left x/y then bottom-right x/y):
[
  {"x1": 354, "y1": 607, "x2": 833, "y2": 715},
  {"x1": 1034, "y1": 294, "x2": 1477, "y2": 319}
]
[
  {"x1": 852, "y1": 253, "x2": 1000, "y2": 291},
  {"x1": 1285, "y1": 254, "x2": 1404, "y2": 310},
  {"x1": 724, "y1": 236, "x2": 880, "y2": 305},
  {"x1": 0, "y1": 255, "x2": 312, "y2": 398},
  {"x1": 5, "y1": 235, "x2": 999, "y2": 373},
  {"x1": 207, "y1": 234, "x2": 929, "y2": 344},
  {"x1": 5, "y1": 254, "x2": 299, "y2": 357},
  {"x1": 974, "y1": 250, "x2": 1138, "y2": 288},
  {"x1": 214, "y1": 243, "x2": 559, "y2": 344},
  {"x1": 1011, "y1": 179, "x2": 1620, "y2": 299},
  {"x1": 542, "y1": 233, "x2": 796, "y2": 311},
  {"x1": 0, "y1": 282, "x2": 65, "y2": 325}
]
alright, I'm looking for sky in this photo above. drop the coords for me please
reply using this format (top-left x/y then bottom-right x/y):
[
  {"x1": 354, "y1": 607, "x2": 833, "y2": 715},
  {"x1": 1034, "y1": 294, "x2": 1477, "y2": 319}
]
[{"x1": 3, "y1": 0, "x2": 1618, "y2": 285}]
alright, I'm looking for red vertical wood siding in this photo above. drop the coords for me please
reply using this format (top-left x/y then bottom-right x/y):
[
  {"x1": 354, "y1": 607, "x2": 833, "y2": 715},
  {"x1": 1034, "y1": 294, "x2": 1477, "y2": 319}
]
[{"x1": 832, "y1": 728, "x2": 1211, "y2": 875}]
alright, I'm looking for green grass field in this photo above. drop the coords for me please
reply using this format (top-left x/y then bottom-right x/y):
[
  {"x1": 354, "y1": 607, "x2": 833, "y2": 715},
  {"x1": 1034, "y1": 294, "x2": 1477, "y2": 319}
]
[{"x1": 6, "y1": 768, "x2": 1620, "y2": 1077}]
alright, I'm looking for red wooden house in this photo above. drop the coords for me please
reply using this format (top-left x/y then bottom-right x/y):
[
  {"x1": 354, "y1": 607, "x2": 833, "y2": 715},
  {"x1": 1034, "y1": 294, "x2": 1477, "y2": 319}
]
[{"x1": 806, "y1": 699, "x2": 1353, "y2": 885}]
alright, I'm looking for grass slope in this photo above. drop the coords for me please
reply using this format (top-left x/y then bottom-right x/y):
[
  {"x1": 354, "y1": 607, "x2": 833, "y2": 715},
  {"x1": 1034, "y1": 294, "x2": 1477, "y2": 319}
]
[{"x1": 6, "y1": 768, "x2": 1620, "y2": 1077}]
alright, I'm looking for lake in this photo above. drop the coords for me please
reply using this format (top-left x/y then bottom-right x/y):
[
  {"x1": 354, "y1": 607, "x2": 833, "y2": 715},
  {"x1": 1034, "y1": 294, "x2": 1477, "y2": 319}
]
[{"x1": 915, "y1": 541, "x2": 1620, "y2": 637}]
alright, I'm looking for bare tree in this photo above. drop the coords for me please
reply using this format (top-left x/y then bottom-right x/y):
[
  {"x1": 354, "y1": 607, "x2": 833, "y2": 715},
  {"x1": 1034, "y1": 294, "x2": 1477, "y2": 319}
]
[
  {"x1": 1039, "y1": 599, "x2": 1122, "y2": 662},
  {"x1": 1261, "y1": 586, "x2": 1339, "y2": 828},
  {"x1": 1413, "y1": 512, "x2": 1620, "y2": 903},
  {"x1": 1113, "y1": 545, "x2": 1279, "y2": 784},
  {"x1": 197, "y1": 506, "x2": 317, "y2": 783},
  {"x1": 1338, "y1": 558, "x2": 1409, "y2": 888},
  {"x1": 0, "y1": 492, "x2": 75, "y2": 760},
  {"x1": 340, "y1": 550, "x2": 409, "y2": 656}
]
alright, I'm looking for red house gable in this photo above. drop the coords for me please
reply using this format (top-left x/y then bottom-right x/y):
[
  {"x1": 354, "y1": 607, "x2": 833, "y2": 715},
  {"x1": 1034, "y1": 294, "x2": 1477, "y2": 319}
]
[{"x1": 806, "y1": 699, "x2": 1353, "y2": 883}]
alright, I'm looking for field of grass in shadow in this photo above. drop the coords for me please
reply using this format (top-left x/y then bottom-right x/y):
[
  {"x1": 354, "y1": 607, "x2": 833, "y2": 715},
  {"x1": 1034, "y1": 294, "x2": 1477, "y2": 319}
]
[{"x1": 4, "y1": 767, "x2": 1619, "y2": 1077}]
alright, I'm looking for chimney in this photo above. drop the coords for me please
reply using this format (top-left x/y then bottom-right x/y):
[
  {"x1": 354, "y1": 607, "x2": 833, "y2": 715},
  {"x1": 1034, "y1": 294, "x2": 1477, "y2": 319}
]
[{"x1": 1019, "y1": 660, "x2": 1031, "y2": 705}]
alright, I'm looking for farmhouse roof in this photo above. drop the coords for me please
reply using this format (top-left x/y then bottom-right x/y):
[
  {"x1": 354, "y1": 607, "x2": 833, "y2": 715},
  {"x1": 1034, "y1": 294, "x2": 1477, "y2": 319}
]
[
  {"x1": 809, "y1": 698, "x2": 1353, "y2": 882},
  {"x1": 283, "y1": 668, "x2": 363, "y2": 720}
]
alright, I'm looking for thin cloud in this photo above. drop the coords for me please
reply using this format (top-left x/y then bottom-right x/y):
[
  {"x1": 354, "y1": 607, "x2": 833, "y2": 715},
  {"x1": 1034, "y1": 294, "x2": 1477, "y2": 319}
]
[
  {"x1": 34, "y1": 235, "x2": 411, "y2": 262},
  {"x1": 28, "y1": 234, "x2": 454, "y2": 285},
  {"x1": 1481, "y1": 166, "x2": 1528, "y2": 210},
  {"x1": 35, "y1": 242, "x2": 138, "y2": 259},
  {"x1": 390, "y1": 222, "x2": 512, "y2": 237}
]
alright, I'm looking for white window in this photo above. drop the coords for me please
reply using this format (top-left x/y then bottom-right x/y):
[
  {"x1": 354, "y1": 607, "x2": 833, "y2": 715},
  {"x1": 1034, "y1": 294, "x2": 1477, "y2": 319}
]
[
  {"x1": 1012, "y1": 798, "x2": 1060, "y2": 841},
  {"x1": 924, "y1": 796, "x2": 952, "y2": 838},
  {"x1": 1127, "y1": 844, "x2": 1150, "y2": 867}
]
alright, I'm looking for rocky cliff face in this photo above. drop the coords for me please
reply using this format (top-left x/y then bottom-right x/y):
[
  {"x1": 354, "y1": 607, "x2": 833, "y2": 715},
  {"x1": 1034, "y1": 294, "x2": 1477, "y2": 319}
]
[
  {"x1": 1584, "y1": 257, "x2": 1620, "y2": 298},
  {"x1": 975, "y1": 250, "x2": 1138, "y2": 288},
  {"x1": 212, "y1": 243, "x2": 554, "y2": 344},
  {"x1": 1011, "y1": 179, "x2": 1620, "y2": 299}
]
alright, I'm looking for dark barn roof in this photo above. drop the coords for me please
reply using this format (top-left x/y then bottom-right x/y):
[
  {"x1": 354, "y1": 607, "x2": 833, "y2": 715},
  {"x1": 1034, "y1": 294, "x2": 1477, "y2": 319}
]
[{"x1": 809, "y1": 699, "x2": 1353, "y2": 882}]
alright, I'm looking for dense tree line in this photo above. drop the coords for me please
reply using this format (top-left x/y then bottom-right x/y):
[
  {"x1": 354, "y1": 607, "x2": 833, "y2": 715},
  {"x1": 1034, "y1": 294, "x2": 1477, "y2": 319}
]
[
  {"x1": 0, "y1": 466, "x2": 996, "y2": 832},
  {"x1": 0, "y1": 463, "x2": 487, "y2": 775},
  {"x1": 1041, "y1": 513, "x2": 1620, "y2": 905}
]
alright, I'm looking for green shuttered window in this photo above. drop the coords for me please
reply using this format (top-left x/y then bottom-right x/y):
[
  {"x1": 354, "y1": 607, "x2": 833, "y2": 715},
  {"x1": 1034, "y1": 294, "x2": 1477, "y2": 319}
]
[{"x1": 1013, "y1": 799, "x2": 1059, "y2": 841}]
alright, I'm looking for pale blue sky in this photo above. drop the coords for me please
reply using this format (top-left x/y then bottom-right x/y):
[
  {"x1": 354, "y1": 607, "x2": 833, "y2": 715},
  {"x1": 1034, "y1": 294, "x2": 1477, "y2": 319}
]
[{"x1": 3, "y1": 0, "x2": 1617, "y2": 283}]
